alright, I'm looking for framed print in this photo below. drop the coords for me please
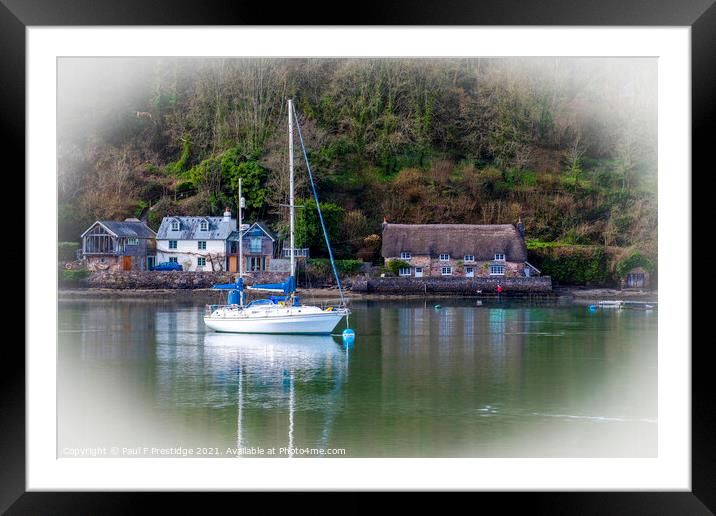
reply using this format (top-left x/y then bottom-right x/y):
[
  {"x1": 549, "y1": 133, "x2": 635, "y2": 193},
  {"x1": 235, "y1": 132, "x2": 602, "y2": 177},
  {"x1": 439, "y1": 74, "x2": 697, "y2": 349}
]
[{"x1": 4, "y1": 0, "x2": 713, "y2": 511}]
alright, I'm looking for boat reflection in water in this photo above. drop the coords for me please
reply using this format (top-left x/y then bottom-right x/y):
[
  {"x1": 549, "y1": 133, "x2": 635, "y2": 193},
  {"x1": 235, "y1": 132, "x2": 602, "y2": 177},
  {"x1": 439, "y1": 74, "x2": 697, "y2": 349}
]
[{"x1": 202, "y1": 332, "x2": 351, "y2": 457}]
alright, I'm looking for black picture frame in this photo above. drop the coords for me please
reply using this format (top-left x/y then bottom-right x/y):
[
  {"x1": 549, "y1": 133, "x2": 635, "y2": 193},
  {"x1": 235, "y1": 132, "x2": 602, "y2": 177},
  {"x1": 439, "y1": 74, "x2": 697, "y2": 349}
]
[{"x1": 4, "y1": 0, "x2": 711, "y2": 511}]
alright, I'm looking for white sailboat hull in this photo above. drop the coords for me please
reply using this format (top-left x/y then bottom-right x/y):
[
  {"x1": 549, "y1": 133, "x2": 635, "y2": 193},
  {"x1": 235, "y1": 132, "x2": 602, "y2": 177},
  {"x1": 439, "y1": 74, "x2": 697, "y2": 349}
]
[{"x1": 204, "y1": 310, "x2": 346, "y2": 334}]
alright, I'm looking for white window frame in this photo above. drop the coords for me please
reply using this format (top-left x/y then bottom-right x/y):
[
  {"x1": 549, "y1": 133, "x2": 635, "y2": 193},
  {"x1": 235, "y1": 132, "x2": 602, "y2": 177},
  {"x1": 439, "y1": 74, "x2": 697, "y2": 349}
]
[
  {"x1": 400, "y1": 252, "x2": 411, "y2": 260},
  {"x1": 465, "y1": 267, "x2": 474, "y2": 277},
  {"x1": 200, "y1": 221, "x2": 208, "y2": 231},
  {"x1": 282, "y1": 248, "x2": 309, "y2": 258},
  {"x1": 169, "y1": 257, "x2": 178, "y2": 263},
  {"x1": 490, "y1": 264, "x2": 505, "y2": 276},
  {"x1": 494, "y1": 253, "x2": 506, "y2": 261},
  {"x1": 398, "y1": 267, "x2": 411, "y2": 277},
  {"x1": 198, "y1": 240, "x2": 207, "y2": 250},
  {"x1": 168, "y1": 240, "x2": 177, "y2": 249},
  {"x1": 197, "y1": 257, "x2": 206, "y2": 267},
  {"x1": 441, "y1": 266, "x2": 452, "y2": 276},
  {"x1": 439, "y1": 253, "x2": 450, "y2": 261},
  {"x1": 464, "y1": 255, "x2": 475, "y2": 263},
  {"x1": 171, "y1": 221, "x2": 179, "y2": 231}
]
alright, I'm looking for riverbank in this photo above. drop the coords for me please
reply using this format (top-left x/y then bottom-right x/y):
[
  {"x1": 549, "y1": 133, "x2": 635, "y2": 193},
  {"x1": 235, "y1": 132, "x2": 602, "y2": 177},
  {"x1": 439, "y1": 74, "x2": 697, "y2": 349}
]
[
  {"x1": 57, "y1": 285, "x2": 655, "y2": 303},
  {"x1": 554, "y1": 286, "x2": 658, "y2": 302}
]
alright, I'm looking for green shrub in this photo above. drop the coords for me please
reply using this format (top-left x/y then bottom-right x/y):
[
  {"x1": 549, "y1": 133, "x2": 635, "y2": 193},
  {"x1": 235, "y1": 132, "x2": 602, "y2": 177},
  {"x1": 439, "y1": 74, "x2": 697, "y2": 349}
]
[
  {"x1": 528, "y1": 245, "x2": 610, "y2": 285},
  {"x1": 134, "y1": 200, "x2": 148, "y2": 219},
  {"x1": 385, "y1": 259, "x2": 411, "y2": 276},
  {"x1": 59, "y1": 267, "x2": 90, "y2": 286},
  {"x1": 307, "y1": 258, "x2": 363, "y2": 275},
  {"x1": 176, "y1": 181, "x2": 194, "y2": 193},
  {"x1": 58, "y1": 242, "x2": 80, "y2": 262},
  {"x1": 166, "y1": 137, "x2": 192, "y2": 175},
  {"x1": 616, "y1": 251, "x2": 655, "y2": 278}
]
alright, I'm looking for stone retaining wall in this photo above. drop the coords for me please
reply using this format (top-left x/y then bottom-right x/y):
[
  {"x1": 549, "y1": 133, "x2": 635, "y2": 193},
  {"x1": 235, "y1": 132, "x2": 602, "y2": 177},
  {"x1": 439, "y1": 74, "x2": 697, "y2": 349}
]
[
  {"x1": 83, "y1": 270, "x2": 289, "y2": 289},
  {"x1": 350, "y1": 276, "x2": 552, "y2": 294},
  {"x1": 82, "y1": 270, "x2": 552, "y2": 293}
]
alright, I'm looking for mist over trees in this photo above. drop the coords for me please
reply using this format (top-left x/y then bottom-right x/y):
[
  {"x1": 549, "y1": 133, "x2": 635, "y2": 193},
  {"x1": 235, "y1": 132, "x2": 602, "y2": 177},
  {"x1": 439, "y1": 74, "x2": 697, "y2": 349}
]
[{"x1": 58, "y1": 57, "x2": 657, "y2": 267}]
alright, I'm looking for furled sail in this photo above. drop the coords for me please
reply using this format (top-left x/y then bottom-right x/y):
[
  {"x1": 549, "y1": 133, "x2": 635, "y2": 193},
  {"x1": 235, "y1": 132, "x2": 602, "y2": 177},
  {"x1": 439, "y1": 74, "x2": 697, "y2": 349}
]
[{"x1": 247, "y1": 276, "x2": 296, "y2": 294}]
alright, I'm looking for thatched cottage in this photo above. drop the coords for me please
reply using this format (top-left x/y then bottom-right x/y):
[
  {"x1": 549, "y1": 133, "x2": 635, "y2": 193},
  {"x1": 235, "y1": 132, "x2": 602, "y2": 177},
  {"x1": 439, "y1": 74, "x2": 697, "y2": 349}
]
[{"x1": 381, "y1": 221, "x2": 540, "y2": 278}]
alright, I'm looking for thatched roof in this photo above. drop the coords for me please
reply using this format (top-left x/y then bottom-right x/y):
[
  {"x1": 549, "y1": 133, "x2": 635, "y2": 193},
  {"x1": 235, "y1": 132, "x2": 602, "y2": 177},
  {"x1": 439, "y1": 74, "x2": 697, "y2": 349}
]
[{"x1": 381, "y1": 223, "x2": 527, "y2": 262}]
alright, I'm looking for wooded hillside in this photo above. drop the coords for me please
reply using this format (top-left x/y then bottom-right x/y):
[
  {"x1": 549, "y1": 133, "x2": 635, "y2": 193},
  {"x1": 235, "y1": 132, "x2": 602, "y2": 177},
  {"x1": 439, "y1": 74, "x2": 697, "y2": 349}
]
[{"x1": 58, "y1": 57, "x2": 657, "y2": 283}]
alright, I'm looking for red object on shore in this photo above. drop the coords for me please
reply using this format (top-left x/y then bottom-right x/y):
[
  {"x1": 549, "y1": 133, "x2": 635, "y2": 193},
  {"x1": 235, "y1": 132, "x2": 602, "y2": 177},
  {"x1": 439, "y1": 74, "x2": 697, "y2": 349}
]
[{"x1": 496, "y1": 284, "x2": 503, "y2": 294}]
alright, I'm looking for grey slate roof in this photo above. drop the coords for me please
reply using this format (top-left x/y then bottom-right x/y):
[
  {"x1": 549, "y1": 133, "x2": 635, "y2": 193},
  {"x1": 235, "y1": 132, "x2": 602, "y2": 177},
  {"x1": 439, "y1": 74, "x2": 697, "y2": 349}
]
[
  {"x1": 227, "y1": 221, "x2": 276, "y2": 242},
  {"x1": 381, "y1": 223, "x2": 527, "y2": 262},
  {"x1": 81, "y1": 220, "x2": 156, "y2": 239},
  {"x1": 156, "y1": 216, "x2": 237, "y2": 240}
]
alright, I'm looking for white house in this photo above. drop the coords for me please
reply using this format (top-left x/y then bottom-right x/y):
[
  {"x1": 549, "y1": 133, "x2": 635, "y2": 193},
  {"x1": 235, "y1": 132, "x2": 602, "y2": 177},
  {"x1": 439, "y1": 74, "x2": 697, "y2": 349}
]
[{"x1": 155, "y1": 209, "x2": 236, "y2": 271}]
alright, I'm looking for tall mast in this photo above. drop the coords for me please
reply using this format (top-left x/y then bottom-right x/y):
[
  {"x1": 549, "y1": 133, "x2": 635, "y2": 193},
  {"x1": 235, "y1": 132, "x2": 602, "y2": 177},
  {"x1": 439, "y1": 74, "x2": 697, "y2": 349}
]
[
  {"x1": 288, "y1": 98, "x2": 295, "y2": 278},
  {"x1": 238, "y1": 177, "x2": 243, "y2": 280}
]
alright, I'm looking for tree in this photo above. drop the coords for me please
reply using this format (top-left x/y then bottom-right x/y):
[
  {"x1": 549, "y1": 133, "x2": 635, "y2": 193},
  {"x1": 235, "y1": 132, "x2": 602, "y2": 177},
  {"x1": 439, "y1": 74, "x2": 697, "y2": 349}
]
[
  {"x1": 565, "y1": 132, "x2": 585, "y2": 182},
  {"x1": 294, "y1": 201, "x2": 345, "y2": 257}
]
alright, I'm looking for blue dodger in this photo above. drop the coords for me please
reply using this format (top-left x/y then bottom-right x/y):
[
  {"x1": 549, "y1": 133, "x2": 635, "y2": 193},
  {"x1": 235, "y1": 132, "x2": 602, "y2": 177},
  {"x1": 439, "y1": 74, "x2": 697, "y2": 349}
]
[{"x1": 212, "y1": 276, "x2": 300, "y2": 306}]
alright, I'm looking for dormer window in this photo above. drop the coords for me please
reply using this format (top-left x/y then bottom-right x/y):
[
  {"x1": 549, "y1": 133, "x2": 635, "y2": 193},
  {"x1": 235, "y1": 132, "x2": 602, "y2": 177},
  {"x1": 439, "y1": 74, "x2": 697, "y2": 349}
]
[
  {"x1": 400, "y1": 252, "x2": 411, "y2": 260},
  {"x1": 171, "y1": 220, "x2": 179, "y2": 231},
  {"x1": 494, "y1": 253, "x2": 505, "y2": 261},
  {"x1": 464, "y1": 255, "x2": 475, "y2": 263},
  {"x1": 439, "y1": 253, "x2": 450, "y2": 261},
  {"x1": 200, "y1": 220, "x2": 208, "y2": 231}
]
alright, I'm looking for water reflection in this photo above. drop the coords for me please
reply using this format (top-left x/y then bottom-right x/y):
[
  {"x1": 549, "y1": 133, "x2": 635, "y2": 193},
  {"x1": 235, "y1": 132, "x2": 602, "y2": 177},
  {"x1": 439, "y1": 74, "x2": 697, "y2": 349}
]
[
  {"x1": 154, "y1": 332, "x2": 351, "y2": 456},
  {"x1": 58, "y1": 298, "x2": 657, "y2": 458}
]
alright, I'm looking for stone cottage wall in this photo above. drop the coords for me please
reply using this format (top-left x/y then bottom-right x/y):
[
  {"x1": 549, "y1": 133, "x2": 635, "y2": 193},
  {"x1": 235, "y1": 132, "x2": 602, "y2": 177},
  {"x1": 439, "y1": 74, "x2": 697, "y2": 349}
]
[{"x1": 387, "y1": 256, "x2": 527, "y2": 278}]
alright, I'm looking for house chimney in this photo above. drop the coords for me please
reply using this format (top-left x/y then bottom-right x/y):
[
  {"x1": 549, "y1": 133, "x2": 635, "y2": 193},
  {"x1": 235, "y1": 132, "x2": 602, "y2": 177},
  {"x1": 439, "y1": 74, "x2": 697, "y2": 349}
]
[
  {"x1": 223, "y1": 207, "x2": 232, "y2": 222},
  {"x1": 516, "y1": 217, "x2": 525, "y2": 238}
]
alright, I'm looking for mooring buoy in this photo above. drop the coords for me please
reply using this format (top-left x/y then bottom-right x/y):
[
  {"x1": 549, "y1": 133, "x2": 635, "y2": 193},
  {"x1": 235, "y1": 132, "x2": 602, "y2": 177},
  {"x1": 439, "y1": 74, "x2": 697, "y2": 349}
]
[{"x1": 342, "y1": 328, "x2": 355, "y2": 345}]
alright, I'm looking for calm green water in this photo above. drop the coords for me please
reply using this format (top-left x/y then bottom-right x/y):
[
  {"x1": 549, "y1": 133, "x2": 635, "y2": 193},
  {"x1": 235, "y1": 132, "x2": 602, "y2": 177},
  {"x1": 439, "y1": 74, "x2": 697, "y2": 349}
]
[{"x1": 58, "y1": 297, "x2": 657, "y2": 458}]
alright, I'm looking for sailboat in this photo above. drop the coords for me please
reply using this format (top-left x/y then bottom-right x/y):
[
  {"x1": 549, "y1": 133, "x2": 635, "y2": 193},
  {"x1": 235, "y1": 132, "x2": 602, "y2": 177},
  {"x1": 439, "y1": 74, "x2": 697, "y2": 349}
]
[{"x1": 203, "y1": 99, "x2": 351, "y2": 334}]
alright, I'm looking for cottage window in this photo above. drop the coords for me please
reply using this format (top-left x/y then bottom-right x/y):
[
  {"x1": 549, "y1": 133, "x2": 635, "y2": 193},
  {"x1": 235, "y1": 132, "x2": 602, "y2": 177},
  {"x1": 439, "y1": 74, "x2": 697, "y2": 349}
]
[
  {"x1": 439, "y1": 254, "x2": 450, "y2": 261},
  {"x1": 399, "y1": 268, "x2": 411, "y2": 277},
  {"x1": 198, "y1": 241, "x2": 207, "y2": 250},
  {"x1": 127, "y1": 238, "x2": 139, "y2": 246},
  {"x1": 169, "y1": 240, "x2": 178, "y2": 249},
  {"x1": 197, "y1": 257, "x2": 206, "y2": 267},
  {"x1": 171, "y1": 220, "x2": 179, "y2": 231},
  {"x1": 441, "y1": 266, "x2": 452, "y2": 276},
  {"x1": 282, "y1": 247, "x2": 309, "y2": 258},
  {"x1": 464, "y1": 255, "x2": 475, "y2": 262},
  {"x1": 246, "y1": 256, "x2": 266, "y2": 272},
  {"x1": 83, "y1": 224, "x2": 115, "y2": 254},
  {"x1": 490, "y1": 264, "x2": 505, "y2": 276},
  {"x1": 169, "y1": 257, "x2": 178, "y2": 263},
  {"x1": 400, "y1": 252, "x2": 411, "y2": 260},
  {"x1": 200, "y1": 220, "x2": 208, "y2": 231},
  {"x1": 494, "y1": 253, "x2": 505, "y2": 261},
  {"x1": 250, "y1": 237, "x2": 262, "y2": 253}
]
